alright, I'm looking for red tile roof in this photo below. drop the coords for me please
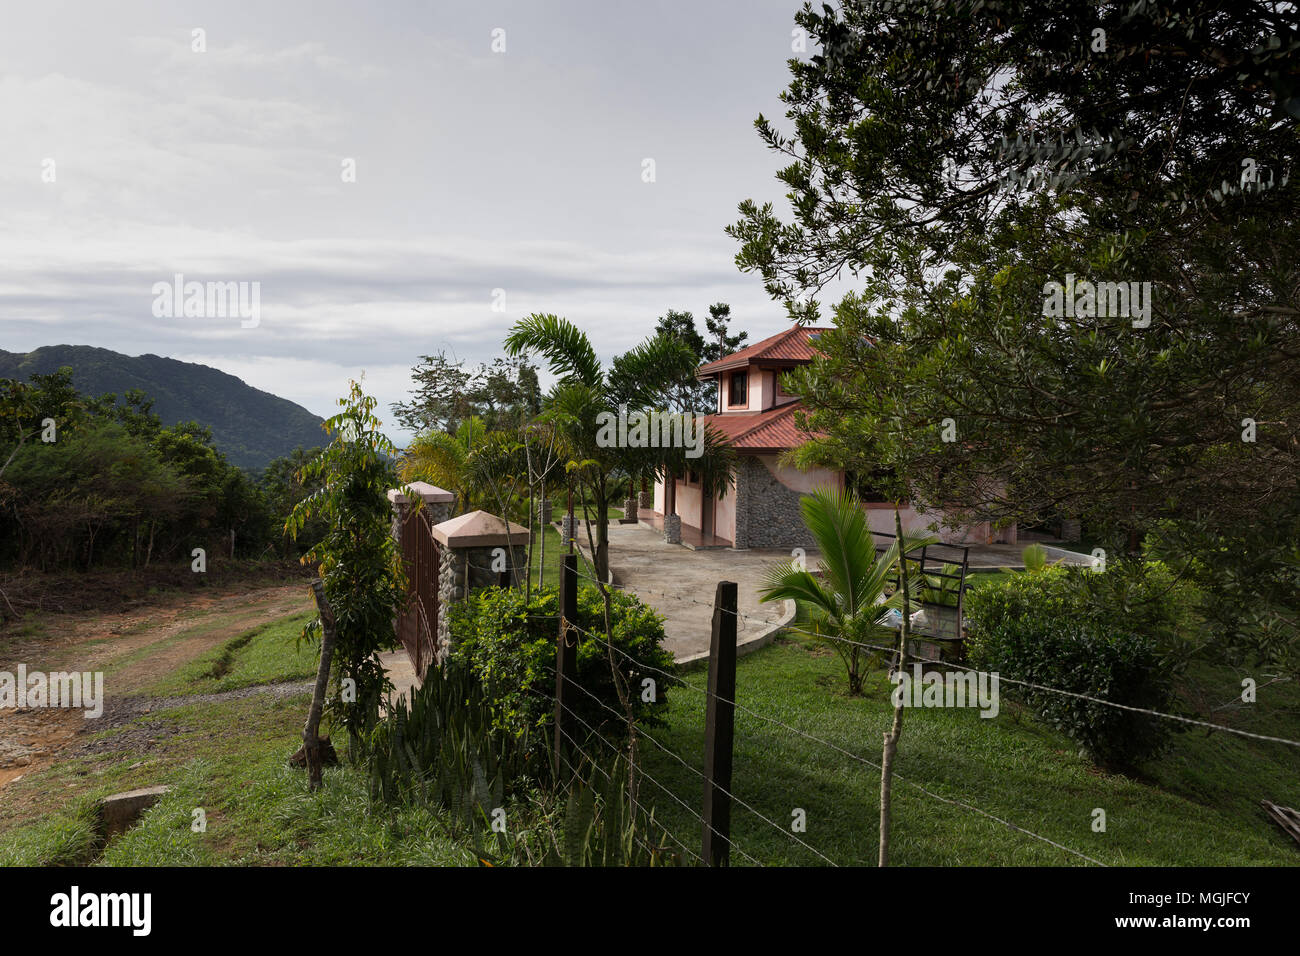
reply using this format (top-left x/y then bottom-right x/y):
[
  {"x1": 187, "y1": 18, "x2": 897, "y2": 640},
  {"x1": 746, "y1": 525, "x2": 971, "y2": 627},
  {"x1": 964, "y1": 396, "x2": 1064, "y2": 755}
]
[
  {"x1": 696, "y1": 325, "x2": 828, "y2": 378},
  {"x1": 702, "y1": 402, "x2": 821, "y2": 453}
]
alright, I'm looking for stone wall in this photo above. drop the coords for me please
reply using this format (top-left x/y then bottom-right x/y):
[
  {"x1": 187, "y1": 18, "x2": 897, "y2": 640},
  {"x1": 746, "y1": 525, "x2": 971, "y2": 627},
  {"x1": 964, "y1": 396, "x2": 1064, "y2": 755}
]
[
  {"x1": 436, "y1": 544, "x2": 456, "y2": 662},
  {"x1": 732, "y1": 456, "x2": 818, "y2": 550},
  {"x1": 441, "y1": 543, "x2": 529, "y2": 603}
]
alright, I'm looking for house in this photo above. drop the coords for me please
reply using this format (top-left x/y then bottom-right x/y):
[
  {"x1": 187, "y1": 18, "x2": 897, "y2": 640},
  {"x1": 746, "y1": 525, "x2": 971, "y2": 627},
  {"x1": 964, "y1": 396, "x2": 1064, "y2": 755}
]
[{"x1": 647, "y1": 325, "x2": 1017, "y2": 550}]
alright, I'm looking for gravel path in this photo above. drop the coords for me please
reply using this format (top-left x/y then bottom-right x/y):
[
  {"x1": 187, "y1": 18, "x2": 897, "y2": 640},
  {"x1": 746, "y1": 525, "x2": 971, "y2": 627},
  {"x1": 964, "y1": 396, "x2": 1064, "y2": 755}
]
[{"x1": 62, "y1": 680, "x2": 315, "y2": 757}]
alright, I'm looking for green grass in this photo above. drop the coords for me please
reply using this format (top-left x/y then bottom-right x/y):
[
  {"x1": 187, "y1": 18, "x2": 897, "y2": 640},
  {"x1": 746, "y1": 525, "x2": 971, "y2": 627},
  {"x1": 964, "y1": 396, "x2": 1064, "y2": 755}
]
[
  {"x1": 0, "y1": 689, "x2": 475, "y2": 866},
  {"x1": 137, "y1": 612, "x2": 318, "y2": 697},
  {"x1": 527, "y1": 519, "x2": 602, "y2": 591},
  {"x1": 0, "y1": 803, "x2": 101, "y2": 866},
  {"x1": 634, "y1": 632, "x2": 1300, "y2": 866}
]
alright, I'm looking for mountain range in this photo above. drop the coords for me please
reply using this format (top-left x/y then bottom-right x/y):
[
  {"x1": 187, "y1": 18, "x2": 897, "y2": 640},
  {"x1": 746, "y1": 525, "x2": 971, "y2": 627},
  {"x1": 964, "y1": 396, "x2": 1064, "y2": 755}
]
[{"x1": 0, "y1": 345, "x2": 325, "y2": 471}]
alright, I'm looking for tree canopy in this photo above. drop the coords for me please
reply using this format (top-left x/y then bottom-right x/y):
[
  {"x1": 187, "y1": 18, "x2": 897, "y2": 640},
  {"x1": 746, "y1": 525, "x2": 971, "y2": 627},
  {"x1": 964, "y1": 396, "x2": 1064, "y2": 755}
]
[{"x1": 734, "y1": 0, "x2": 1300, "y2": 666}]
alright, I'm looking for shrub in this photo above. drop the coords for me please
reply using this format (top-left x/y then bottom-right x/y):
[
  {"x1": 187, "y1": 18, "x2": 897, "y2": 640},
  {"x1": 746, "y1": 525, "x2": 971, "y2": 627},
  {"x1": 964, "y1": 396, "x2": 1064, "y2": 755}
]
[
  {"x1": 367, "y1": 656, "x2": 537, "y2": 822},
  {"x1": 449, "y1": 584, "x2": 673, "y2": 756},
  {"x1": 965, "y1": 565, "x2": 1181, "y2": 768}
]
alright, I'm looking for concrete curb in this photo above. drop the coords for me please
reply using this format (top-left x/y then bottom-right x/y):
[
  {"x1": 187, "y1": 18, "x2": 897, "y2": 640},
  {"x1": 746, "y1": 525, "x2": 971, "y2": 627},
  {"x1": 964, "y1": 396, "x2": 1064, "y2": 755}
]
[
  {"x1": 672, "y1": 597, "x2": 795, "y2": 667},
  {"x1": 1041, "y1": 545, "x2": 1096, "y2": 567}
]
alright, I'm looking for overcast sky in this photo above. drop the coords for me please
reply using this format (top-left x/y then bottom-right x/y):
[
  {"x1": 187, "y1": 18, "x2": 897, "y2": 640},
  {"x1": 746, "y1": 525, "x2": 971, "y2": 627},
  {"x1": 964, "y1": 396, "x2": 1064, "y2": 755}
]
[{"x1": 0, "y1": 0, "x2": 833, "y2": 444}]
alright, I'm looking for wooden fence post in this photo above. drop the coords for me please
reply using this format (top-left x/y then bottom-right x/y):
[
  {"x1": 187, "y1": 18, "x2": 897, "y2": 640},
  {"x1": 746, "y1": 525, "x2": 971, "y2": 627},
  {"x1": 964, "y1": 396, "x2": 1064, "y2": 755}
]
[
  {"x1": 554, "y1": 553, "x2": 579, "y2": 780},
  {"x1": 702, "y1": 580, "x2": 737, "y2": 866}
]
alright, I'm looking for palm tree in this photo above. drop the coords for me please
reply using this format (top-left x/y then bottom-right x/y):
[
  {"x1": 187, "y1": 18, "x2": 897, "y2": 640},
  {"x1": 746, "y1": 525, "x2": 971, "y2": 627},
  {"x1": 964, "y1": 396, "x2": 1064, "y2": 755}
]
[
  {"x1": 398, "y1": 416, "x2": 487, "y2": 514},
  {"x1": 759, "y1": 486, "x2": 936, "y2": 696},
  {"x1": 506, "y1": 314, "x2": 734, "y2": 580}
]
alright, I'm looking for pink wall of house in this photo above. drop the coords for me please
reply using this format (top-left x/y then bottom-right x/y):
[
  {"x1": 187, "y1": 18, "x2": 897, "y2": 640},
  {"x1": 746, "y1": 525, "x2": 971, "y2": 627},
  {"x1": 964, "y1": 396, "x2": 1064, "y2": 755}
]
[
  {"x1": 713, "y1": 484, "x2": 736, "y2": 542},
  {"x1": 759, "y1": 455, "x2": 836, "y2": 493},
  {"x1": 674, "y1": 481, "x2": 703, "y2": 528},
  {"x1": 649, "y1": 456, "x2": 1015, "y2": 547},
  {"x1": 760, "y1": 457, "x2": 1016, "y2": 545}
]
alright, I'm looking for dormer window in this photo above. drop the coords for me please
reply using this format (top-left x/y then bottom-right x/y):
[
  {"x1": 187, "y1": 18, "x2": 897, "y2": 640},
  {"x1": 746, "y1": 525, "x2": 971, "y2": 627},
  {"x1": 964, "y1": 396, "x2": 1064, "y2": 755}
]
[{"x1": 728, "y1": 371, "x2": 748, "y2": 407}]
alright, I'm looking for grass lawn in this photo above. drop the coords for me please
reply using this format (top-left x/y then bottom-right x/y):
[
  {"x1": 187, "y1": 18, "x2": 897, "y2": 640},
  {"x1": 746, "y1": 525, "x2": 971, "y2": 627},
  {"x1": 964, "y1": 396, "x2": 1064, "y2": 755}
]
[
  {"x1": 137, "y1": 612, "x2": 319, "y2": 697},
  {"x1": 634, "y1": 631, "x2": 1300, "y2": 866},
  {"x1": 0, "y1": 689, "x2": 477, "y2": 866},
  {"x1": 12, "y1": 572, "x2": 1291, "y2": 868},
  {"x1": 526, "y1": 502, "x2": 610, "y2": 590},
  {"x1": 0, "y1": 601, "x2": 481, "y2": 866}
]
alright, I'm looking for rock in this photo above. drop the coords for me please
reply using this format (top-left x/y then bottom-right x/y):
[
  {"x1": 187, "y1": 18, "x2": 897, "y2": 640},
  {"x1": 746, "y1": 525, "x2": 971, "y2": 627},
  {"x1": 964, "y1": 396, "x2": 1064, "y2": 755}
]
[{"x1": 97, "y1": 785, "x2": 172, "y2": 838}]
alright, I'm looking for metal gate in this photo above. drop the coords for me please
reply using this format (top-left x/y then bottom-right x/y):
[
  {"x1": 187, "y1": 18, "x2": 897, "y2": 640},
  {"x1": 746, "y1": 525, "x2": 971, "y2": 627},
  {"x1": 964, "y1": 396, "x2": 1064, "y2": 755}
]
[{"x1": 396, "y1": 504, "x2": 439, "y2": 679}]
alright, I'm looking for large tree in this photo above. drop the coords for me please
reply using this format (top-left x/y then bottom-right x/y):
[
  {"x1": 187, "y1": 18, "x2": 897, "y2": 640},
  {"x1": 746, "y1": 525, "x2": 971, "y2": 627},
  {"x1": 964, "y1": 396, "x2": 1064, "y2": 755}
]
[
  {"x1": 731, "y1": 1, "x2": 1300, "y2": 667},
  {"x1": 392, "y1": 352, "x2": 541, "y2": 437},
  {"x1": 654, "y1": 304, "x2": 749, "y2": 413}
]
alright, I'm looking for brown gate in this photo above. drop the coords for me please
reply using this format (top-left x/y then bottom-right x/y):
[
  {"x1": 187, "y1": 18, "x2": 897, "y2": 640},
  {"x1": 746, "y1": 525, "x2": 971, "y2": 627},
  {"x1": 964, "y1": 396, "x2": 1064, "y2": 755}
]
[{"x1": 397, "y1": 504, "x2": 439, "y2": 679}]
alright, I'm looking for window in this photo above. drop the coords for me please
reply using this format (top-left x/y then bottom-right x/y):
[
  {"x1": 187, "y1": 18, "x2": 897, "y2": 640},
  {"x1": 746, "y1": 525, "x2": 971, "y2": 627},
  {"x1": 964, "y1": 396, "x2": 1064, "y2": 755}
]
[
  {"x1": 845, "y1": 468, "x2": 900, "y2": 505},
  {"x1": 729, "y1": 371, "x2": 748, "y2": 407}
]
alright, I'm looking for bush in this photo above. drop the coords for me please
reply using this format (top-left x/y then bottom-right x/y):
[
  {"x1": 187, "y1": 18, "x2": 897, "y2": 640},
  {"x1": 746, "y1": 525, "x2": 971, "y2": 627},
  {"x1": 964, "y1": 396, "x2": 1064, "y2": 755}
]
[
  {"x1": 449, "y1": 584, "x2": 674, "y2": 756},
  {"x1": 367, "y1": 656, "x2": 538, "y2": 820},
  {"x1": 965, "y1": 565, "x2": 1181, "y2": 768}
]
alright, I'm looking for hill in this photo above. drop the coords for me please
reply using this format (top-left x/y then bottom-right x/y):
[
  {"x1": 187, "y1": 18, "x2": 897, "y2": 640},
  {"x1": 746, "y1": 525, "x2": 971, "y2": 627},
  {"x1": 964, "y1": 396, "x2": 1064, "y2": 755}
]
[{"x1": 0, "y1": 345, "x2": 325, "y2": 471}]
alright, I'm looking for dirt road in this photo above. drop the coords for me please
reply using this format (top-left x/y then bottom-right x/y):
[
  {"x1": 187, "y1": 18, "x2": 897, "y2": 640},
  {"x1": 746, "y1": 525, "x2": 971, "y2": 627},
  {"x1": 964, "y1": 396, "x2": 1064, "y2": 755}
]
[{"x1": 0, "y1": 583, "x2": 314, "y2": 788}]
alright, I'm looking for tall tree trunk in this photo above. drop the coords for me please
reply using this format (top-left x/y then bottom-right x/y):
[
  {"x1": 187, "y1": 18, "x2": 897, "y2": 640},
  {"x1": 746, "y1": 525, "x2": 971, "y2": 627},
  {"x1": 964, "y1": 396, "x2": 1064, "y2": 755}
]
[
  {"x1": 879, "y1": 506, "x2": 911, "y2": 867},
  {"x1": 525, "y1": 494, "x2": 535, "y2": 599},
  {"x1": 566, "y1": 481, "x2": 575, "y2": 554},
  {"x1": 303, "y1": 580, "x2": 339, "y2": 791},
  {"x1": 538, "y1": 487, "x2": 547, "y2": 590}
]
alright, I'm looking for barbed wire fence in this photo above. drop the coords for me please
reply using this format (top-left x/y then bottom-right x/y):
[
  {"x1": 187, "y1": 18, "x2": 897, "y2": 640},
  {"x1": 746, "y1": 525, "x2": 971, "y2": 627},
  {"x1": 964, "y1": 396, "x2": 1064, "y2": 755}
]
[
  {"x1": 532, "y1": 554, "x2": 1300, "y2": 866},
  {"x1": 455, "y1": 528, "x2": 1300, "y2": 866}
]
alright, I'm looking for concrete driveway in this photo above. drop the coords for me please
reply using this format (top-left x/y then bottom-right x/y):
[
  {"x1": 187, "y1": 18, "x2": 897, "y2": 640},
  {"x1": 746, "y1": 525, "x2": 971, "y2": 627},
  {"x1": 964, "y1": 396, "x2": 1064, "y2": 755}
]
[{"x1": 578, "y1": 523, "x2": 799, "y2": 663}]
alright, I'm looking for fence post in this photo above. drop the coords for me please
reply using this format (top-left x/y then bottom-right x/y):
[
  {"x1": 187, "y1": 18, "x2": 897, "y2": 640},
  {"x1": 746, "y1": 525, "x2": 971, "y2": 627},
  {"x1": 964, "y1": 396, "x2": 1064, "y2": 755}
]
[
  {"x1": 554, "y1": 553, "x2": 579, "y2": 781},
  {"x1": 702, "y1": 580, "x2": 737, "y2": 866}
]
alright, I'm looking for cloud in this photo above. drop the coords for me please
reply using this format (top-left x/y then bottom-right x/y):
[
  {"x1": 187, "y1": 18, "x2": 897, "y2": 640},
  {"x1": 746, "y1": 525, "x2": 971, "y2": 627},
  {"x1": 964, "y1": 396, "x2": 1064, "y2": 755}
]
[{"x1": 0, "y1": 0, "x2": 815, "y2": 445}]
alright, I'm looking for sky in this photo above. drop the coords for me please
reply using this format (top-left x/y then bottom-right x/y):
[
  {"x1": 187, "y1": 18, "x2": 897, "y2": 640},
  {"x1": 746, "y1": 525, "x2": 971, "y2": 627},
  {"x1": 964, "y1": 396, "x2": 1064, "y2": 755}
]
[{"x1": 0, "y1": 0, "x2": 829, "y2": 444}]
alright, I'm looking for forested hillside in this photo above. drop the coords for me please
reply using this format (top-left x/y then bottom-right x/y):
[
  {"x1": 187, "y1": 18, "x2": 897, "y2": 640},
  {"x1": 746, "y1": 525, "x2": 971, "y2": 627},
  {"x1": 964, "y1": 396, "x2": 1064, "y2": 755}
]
[{"x1": 0, "y1": 345, "x2": 323, "y2": 470}]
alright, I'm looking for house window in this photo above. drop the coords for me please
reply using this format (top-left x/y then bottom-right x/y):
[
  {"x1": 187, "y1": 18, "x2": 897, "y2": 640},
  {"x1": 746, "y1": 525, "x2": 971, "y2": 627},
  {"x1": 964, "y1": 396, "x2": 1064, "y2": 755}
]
[
  {"x1": 845, "y1": 468, "x2": 900, "y2": 505},
  {"x1": 729, "y1": 371, "x2": 748, "y2": 407}
]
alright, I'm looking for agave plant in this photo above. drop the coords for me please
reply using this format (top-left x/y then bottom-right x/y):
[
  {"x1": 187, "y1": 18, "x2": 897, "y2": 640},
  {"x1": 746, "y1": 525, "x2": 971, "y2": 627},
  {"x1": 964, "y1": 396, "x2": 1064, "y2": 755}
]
[{"x1": 759, "y1": 486, "x2": 935, "y2": 696}]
